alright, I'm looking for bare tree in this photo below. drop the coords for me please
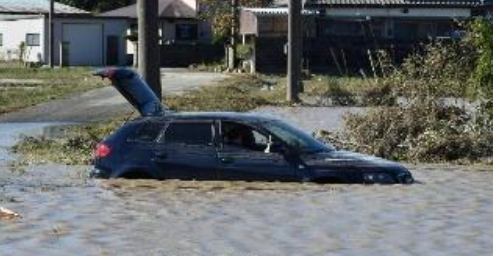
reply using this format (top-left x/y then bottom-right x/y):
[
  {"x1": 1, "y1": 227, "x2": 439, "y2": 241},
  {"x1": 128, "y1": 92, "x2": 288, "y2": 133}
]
[{"x1": 137, "y1": 0, "x2": 162, "y2": 98}]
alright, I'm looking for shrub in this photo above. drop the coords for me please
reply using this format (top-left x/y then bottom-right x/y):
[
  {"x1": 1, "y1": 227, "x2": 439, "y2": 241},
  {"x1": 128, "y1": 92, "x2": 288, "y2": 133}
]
[{"x1": 326, "y1": 19, "x2": 493, "y2": 164}]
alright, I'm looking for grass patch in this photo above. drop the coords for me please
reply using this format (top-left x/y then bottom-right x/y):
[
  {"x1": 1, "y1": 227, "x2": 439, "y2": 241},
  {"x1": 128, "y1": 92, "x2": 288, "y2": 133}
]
[
  {"x1": 165, "y1": 74, "x2": 284, "y2": 112},
  {"x1": 12, "y1": 121, "x2": 123, "y2": 165},
  {"x1": 302, "y1": 76, "x2": 396, "y2": 106},
  {"x1": 0, "y1": 62, "x2": 106, "y2": 114}
]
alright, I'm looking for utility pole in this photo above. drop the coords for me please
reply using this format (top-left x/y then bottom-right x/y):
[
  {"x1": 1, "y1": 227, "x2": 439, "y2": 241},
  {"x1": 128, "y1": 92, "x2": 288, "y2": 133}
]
[
  {"x1": 137, "y1": 0, "x2": 162, "y2": 98},
  {"x1": 48, "y1": 0, "x2": 54, "y2": 68},
  {"x1": 287, "y1": 0, "x2": 302, "y2": 102},
  {"x1": 228, "y1": 0, "x2": 238, "y2": 70}
]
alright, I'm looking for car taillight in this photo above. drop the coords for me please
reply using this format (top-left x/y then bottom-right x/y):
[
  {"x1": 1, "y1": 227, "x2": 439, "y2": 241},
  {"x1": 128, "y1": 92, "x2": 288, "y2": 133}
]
[{"x1": 96, "y1": 143, "x2": 111, "y2": 158}]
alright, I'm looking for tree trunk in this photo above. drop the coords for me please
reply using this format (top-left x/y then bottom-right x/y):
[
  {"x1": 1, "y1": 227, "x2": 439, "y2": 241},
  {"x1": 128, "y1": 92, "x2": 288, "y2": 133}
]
[{"x1": 137, "y1": 0, "x2": 162, "y2": 98}]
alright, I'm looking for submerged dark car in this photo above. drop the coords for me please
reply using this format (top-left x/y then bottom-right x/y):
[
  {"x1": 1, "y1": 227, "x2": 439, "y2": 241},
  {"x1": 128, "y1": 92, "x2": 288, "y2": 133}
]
[{"x1": 91, "y1": 68, "x2": 414, "y2": 184}]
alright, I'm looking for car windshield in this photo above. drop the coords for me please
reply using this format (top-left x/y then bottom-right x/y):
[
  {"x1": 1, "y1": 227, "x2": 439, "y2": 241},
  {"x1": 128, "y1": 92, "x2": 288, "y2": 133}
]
[{"x1": 263, "y1": 120, "x2": 334, "y2": 153}]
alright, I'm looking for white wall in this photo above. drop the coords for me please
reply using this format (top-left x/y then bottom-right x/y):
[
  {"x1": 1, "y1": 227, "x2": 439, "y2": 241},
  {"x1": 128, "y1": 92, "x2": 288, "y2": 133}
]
[
  {"x1": 323, "y1": 8, "x2": 471, "y2": 18},
  {"x1": 0, "y1": 16, "x2": 45, "y2": 62}
]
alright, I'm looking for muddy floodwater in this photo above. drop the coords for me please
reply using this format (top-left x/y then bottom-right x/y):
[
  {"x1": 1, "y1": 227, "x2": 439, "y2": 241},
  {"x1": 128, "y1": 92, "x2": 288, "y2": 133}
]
[
  {"x1": 1, "y1": 121, "x2": 493, "y2": 255},
  {"x1": 1, "y1": 164, "x2": 492, "y2": 256}
]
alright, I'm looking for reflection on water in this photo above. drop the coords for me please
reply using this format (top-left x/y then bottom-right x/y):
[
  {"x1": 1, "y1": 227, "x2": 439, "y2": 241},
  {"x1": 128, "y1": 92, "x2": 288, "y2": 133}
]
[{"x1": 101, "y1": 179, "x2": 344, "y2": 194}]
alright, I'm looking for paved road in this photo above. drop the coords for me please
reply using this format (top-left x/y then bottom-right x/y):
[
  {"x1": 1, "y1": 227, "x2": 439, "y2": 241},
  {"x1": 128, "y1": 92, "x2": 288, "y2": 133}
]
[{"x1": 0, "y1": 71, "x2": 228, "y2": 123}]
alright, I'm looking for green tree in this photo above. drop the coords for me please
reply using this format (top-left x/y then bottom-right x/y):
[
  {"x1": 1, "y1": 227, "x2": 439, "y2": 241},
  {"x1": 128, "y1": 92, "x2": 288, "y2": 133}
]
[
  {"x1": 471, "y1": 17, "x2": 493, "y2": 98},
  {"x1": 199, "y1": 0, "x2": 272, "y2": 43}
]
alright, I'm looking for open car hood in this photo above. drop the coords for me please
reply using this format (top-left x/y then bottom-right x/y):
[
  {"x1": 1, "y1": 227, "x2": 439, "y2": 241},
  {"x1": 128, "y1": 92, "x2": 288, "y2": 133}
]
[{"x1": 94, "y1": 68, "x2": 165, "y2": 117}]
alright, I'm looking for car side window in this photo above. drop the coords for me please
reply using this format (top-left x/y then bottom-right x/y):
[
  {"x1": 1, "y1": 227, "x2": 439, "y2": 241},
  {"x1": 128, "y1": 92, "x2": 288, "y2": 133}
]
[
  {"x1": 163, "y1": 121, "x2": 213, "y2": 146},
  {"x1": 129, "y1": 121, "x2": 165, "y2": 142},
  {"x1": 222, "y1": 121, "x2": 270, "y2": 152}
]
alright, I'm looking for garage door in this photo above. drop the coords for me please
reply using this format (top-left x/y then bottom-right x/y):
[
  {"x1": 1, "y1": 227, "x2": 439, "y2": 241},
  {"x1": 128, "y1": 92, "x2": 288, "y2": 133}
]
[{"x1": 62, "y1": 23, "x2": 103, "y2": 66}]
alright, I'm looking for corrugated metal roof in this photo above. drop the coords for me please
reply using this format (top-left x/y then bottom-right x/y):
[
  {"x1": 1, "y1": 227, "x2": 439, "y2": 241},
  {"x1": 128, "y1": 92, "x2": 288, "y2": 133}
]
[
  {"x1": 242, "y1": 7, "x2": 315, "y2": 15},
  {"x1": 305, "y1": 0, "x2": 489, "y2": 7},
  {"x1": 100, "y1": 0, "x2": 196, "y2": 19},
  {"x1": 0, "y1": 0, "x2": 88, "y2": 14},
  {"x1": 271, "y1": 0, "x2": 309, "y2": 7}
]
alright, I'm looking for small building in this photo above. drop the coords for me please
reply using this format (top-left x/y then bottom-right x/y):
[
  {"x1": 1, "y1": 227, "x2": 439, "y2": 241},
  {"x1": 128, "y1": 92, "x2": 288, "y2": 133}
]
[
  {"x1": 0, "y1": 0, "x2": 128, "y2": 66},
  {"x1": 240, "y1": 0, "x2": 493, "y2": 73},
  {"x1": 305, "y1": 0, "x2": 490, "y2": 41}
]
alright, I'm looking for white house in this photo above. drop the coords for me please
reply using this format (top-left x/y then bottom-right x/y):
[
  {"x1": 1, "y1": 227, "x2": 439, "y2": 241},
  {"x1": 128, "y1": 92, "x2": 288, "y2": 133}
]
[{"x1": 0, "y1": 0, "x2": 128, "y2": 66}]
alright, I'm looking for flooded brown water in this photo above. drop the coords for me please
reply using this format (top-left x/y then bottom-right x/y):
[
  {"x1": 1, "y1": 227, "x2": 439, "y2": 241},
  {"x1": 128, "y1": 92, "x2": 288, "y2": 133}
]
[{"x1": 1, "y1": 164, "x2": 493, "y2": 256}]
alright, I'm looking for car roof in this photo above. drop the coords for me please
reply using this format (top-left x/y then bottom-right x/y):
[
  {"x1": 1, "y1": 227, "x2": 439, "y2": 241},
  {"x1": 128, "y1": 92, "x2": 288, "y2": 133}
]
[{"x1": 136, "y1": 111, "x2": 280, "y2": 123}]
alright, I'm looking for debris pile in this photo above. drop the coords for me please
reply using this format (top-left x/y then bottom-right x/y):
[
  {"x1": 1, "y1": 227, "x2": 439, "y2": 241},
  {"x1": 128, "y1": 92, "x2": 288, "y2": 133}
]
[{"x1": 0, "y1": 207, "x2": 20, "y2": 220}]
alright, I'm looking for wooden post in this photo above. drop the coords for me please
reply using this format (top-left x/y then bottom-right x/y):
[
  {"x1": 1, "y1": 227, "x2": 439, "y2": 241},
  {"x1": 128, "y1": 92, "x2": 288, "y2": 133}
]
[
  {"x1": 137, "y1": 0, "x2": 162, "y2": 98},
  {"x1": 228, "y1": 0, "x2": 238, "y2": 70},
  {"x1": 287, "y1": 0, "x2": 302, "y2": 102},
  {"x1": 48, "y1": 0, "x2": 54, "y2": 68}
]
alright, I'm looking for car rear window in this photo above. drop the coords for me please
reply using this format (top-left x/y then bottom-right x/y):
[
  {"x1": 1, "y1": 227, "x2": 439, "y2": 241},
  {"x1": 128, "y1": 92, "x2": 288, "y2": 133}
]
[
  {"x1": 129, "y1": 121, "x2": 164, "y2": 142},
  {"x1": 164, "y1": 122, "x2": 213, "y2": 146}
]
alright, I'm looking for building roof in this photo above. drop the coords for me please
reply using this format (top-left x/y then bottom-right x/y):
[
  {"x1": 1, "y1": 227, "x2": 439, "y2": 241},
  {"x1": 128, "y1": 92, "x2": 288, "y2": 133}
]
[
  {"x1": 305, "y1": 0, "x2": 490, "y2": 7},
  {"x1": 242, "y1": 7, "x2": 316, "y2": 15},
  {"x1": 271, "y1": 0, "x2": 309, "y2": 7},
  {"x1": 100, "y1": 0, "x2": 196, "y2": 19},
  {"x1": 0, "y1": 0, "x2": 88, "y2": 14}
]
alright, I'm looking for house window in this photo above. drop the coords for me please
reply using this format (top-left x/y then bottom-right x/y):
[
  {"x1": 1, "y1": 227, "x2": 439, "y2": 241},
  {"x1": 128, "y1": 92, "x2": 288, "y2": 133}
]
[
  {"x1": 0, "y1": 33, "x2": 3, "y2": 46},
  {"x1": 176, "y1": 24, "x2": 198, "y2": 41},
  {"x1": 26, "y1": 33, "x2": 40, "y2": 46}
]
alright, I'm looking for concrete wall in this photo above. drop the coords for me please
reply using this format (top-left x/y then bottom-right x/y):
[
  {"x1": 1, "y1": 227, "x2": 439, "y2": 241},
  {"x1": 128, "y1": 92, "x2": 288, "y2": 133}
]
[{"x1": 0, "y1": 16, "x2": 45, "y2": 62}]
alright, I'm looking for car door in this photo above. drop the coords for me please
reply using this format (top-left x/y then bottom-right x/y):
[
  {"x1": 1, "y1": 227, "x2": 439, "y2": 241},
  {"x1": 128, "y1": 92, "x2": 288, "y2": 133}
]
[
  {"x1": 152, "y1": 120, "x2": 219, "y2": 180},
  {"x1": 217, "y1": 121, "x2": 298, "y2": 182}
]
